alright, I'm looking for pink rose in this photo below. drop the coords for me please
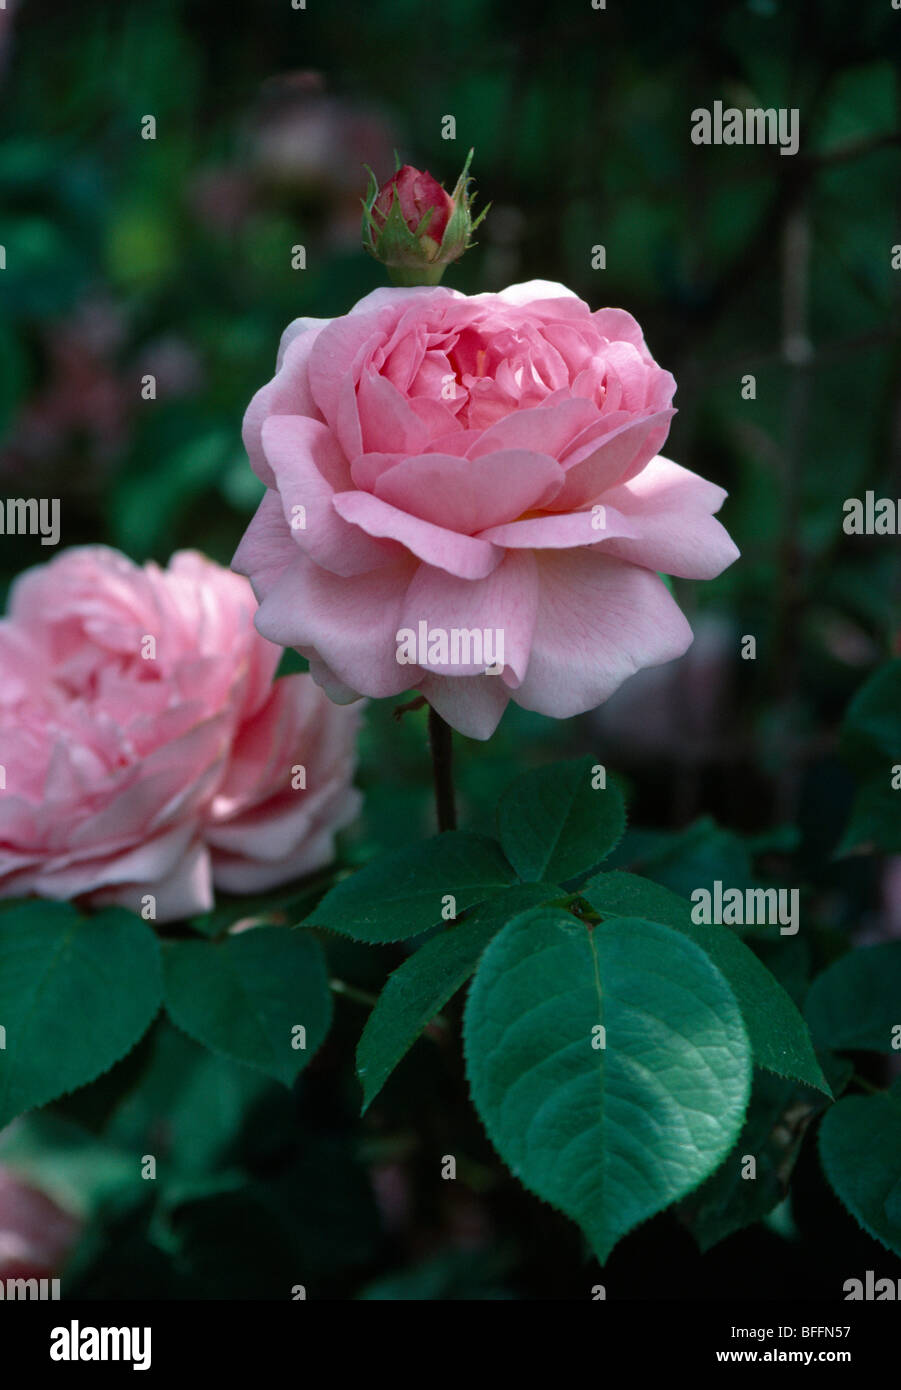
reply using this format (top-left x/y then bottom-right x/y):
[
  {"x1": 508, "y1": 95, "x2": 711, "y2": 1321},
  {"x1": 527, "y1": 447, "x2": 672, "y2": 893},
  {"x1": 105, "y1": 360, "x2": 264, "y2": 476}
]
[
  {"x1": 233, "y1": 281, "x2": 739, "y2": 740},
  {"x1": 0, "y1": 548, "x2": 361, "y2": 920},
  {"x1": 0, "y1": 1167, "x2": 80, "y2": 1280}
]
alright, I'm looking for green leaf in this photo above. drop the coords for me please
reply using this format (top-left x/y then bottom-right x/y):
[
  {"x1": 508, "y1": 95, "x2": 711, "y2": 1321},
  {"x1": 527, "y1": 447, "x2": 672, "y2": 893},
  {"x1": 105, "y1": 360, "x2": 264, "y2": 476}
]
[
  {"x1": 307, "y1": 833, "x2": 516, "y2": 943},
  {"x1": 838, "y1": 776, "x2": 901, "y2": 854},
  {"x1": 806, "y1": 943, "x2": 901, "y2": 1054},
  {"x1": 842, "y1": 660, "x2": 901, "y2": 765},
  {"x1": 820, "y1": 1090, "x2": 901, "y2": 1258},
  {"x1": 581, "y1": 872, "x2": 830, "y2": 1095},
  {"x1": 356, "y1": 883, "x2": 559, "y2": 1112},
  {"x1": 839, "y1": 662, "x2": 901, "y2": 854},
  {"x1": 0, "y1": 903, "x2": 162, "y2": 1129},
  {"x1": 606, "y1": 816, "x2": 755, "y2": 901},
  {"x1": 680, "y1": 1069, "x2": 833, "y2": 1252},
  {"x1": 496, "y1": 755, "x2": 625, "y2": 884},
  {"x1": 161, "y1": 927, "x2": 331, "y2": 1086},
  {"x1": 0, "y1": 1112, "x2": 144, "y2": 1216},
  {"x1": 464, "y1": 909, "x2": 752, "y2": 1263},
  {"x1": 106, "y1": 1019, "x2": 274, "y2": 1174}
]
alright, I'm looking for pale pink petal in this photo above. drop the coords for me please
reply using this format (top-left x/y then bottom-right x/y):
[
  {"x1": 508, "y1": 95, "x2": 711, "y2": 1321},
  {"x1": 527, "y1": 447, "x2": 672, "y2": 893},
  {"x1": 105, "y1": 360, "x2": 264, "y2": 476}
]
[
  {"x1": 465, "y1": 397, "x2": 600, "y2": 460},
  {"x1": 398, "y1": 552, "x2": 538, "y2": 685},
  {"x1": 417, "y1": 671, "x2": 511, "y2": 741},
  {"x1": 597, "y1": 456, "x2": 740, "y2": 579},
  {"x1": 549, "y1": 408, "x2": 675, "y2": 509},
  {"x1": 261, "y1": 415, "x2": 401, "y2": 576},
  {"x1": 255, "y1": 552, "x2": 416, "y2": 698},
  {"x1": 356, "y1": 371, "x2": 431, "y2": 455},
  {"x1": 231, "y1": 489, "x2": 298, "y2": 601},
  {"x1": 242, "y1": 321, "x2": 329, "y2": 486},
  {"x1": 492, "y1": 280, "x2": 581, "y2": 307},
  {"x1": 373, "y1": 450, "x2": 565, "y2": 533},
  {"x1": 512, "y1": 551, "x2": 694, "y2": 718},
  {"x1": 332, "y1": 491, "x2": 501, "y2": 580},
  {"x1": 476, "y1": 504, "x2": 638, "y2": 550}
]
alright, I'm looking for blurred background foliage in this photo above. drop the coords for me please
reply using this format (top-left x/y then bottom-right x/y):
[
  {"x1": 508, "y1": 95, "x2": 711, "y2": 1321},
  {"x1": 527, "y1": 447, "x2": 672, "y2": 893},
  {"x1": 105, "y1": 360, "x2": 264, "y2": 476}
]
[{"x1": 0, "y1": 0, "x2": 900, "y2": 1298}]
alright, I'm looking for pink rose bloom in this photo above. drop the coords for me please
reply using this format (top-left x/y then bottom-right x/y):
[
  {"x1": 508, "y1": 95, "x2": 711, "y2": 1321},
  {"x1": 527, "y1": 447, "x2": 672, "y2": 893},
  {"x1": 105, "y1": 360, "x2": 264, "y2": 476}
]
[
  {"x1": 0, "y1": 1166, "x2": 80, "y2": 1281},
  {"x1": 233, "y1": 281, "x2": 739, "y2": 739},
  {"x1": 0, "y1": 548, "x2": 361, "y2": 920}
]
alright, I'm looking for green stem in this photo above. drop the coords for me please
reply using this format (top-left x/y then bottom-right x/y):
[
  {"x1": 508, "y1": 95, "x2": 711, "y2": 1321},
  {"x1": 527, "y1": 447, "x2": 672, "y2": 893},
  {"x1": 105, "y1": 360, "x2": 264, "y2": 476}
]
[
  {"x1": 427, "y1": 704, "x2": 457, "y2": 832},
  {"x1": 329, "y1": 979, "x2": 379, "y2": 1009}
]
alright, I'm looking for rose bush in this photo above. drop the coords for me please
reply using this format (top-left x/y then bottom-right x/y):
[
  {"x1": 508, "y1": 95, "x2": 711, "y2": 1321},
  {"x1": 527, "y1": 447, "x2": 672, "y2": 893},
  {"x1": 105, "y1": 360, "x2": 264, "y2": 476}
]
[
  {"x1": 0, "y1": 547, "x2": 361, "y2": 920},
  {"x1": 233, "y1": 280, "x2": 738, "y2": 739}
]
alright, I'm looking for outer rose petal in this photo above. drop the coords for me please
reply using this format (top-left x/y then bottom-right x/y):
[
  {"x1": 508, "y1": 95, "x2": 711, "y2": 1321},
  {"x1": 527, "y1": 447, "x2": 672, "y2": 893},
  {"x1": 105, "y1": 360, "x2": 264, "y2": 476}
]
[
  {"x1": 232, "y1": 488, "x2": 299, "y2": 601},
  {"x1": 255, "y1": 551, "x2": 417, "y2": 698},
  {"x1": 398, "y1": 552, "x2": 539, "y2": 685},
  {"x1": 512, "y1": 550, "x2": 694, "y2": 718},
  {"x1": 417, "y1": 671, "x2": 511, "y2": 741},
  {"x1": 598, "y1": 456, "x2": 741, "y2": 580},
  {"x1": 260, "y1": 415, "x2": 400, "y2": 576},
  {"x1": 91, "y1": 840, "x2": 214, "y2": 919},
  {"x1": 476, "y1": 505, "x2": 638, "y2": 550},
  {"x1": 332, "y1": 491, "x2": 501, "y2": 579},
  {"x1": 491, "y1": 280, "x2": 581, "y2": 307},
  {"x1": 243, "y1": 319, "x2": 330, "y2": 486}
]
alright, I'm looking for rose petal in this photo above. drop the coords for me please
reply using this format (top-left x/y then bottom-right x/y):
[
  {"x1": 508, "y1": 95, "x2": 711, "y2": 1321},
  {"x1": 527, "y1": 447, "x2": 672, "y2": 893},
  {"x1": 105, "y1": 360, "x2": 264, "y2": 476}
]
[
  {"x1": 255, "y1": 551, "x2": 417, "y2": 698},
  {"x1": 332, "y1": 491, "x2": 501, "y2": 580},
  {"x1": 398, "y1": 551, "x2": 538, "y2": 684},
  {"x1": 261, "y1": 415, "x2": 401, "y2": 576},
  {"x1": 596, "y1": 455, "x2": 741, "y2": 580},
  {"x1": 374, "y1": 450, "x2": 565, "y2": 534},
  {"x1": 512, "y1": 550, "x2": 694, "y2": 718}
]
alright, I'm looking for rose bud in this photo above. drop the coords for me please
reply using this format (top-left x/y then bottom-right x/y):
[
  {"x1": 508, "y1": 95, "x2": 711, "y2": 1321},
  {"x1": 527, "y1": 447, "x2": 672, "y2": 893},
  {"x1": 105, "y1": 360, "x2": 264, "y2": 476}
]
[{"x1": 361, "y1": 149, "x2": 489, "y2": 285}]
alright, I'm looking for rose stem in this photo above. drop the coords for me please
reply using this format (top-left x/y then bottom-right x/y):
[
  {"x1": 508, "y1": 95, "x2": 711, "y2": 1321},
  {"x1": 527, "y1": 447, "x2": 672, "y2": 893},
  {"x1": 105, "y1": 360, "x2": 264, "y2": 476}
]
[{"x1": 427, "y1": 705, "x2": 457, "y2": 832}]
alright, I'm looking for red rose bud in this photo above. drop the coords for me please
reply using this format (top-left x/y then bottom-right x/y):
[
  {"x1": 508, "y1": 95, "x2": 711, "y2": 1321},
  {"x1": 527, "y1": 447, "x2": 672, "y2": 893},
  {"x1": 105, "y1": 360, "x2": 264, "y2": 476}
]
[
  {"x1": 362, "y1": 149, "x2": 489, "y2": 285},
  {"x1": 373, "y1": 166, "x2": 453, "y2": 245}
]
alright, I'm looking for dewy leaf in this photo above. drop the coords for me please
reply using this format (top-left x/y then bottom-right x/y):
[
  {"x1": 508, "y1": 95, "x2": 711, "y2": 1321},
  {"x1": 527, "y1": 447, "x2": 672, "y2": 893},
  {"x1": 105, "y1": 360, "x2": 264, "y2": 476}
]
[
  {"x1": 819, "y1": 1091, "x2": 901, "y2": 1258},
  {"x1": 0, "y1": 902, "x2": 162, "y2": 1129},
  {"x1": 806, "y1": 943, "x2": 901, "y2": 1054},
  {"x1": 496, "y1": 755, "x2": 625, "y2": 884},
  {"x1": 307, "y1": 833, "x2": 515, "y2": 943},
  {"x1": 464, "y1": 909, "x2": 752, "y2": 1263},
  {"x1": 356, "y1": 883, "x2": 558, "y2": 1113},
  {"x1": 161, "y1": 927, "x2": 331, "y2": 1086},
  {"x1": 582, "y1": 872, "x2": 830, "y2": 1096}
]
